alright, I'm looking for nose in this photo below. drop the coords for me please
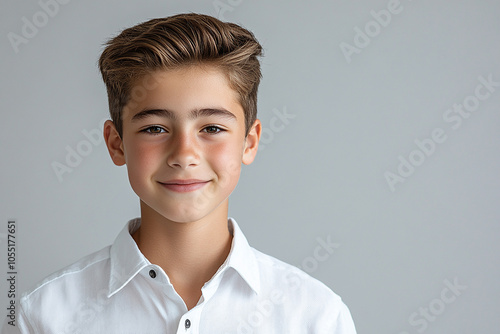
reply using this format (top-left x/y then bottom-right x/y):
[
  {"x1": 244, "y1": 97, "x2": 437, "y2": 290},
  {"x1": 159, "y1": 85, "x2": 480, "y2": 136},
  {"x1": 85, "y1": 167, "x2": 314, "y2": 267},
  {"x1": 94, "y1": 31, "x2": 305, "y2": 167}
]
[{"x1": 166, "y1": 131, "x2": 200, "y2": 169}]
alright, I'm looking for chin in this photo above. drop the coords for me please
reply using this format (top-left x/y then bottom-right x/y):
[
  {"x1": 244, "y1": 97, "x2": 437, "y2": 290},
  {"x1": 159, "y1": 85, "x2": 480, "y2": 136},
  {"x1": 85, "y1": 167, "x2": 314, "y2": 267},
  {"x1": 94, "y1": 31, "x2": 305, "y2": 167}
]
[{"x1": 157, "y1": 206, "x2": 214, "y2": 224}]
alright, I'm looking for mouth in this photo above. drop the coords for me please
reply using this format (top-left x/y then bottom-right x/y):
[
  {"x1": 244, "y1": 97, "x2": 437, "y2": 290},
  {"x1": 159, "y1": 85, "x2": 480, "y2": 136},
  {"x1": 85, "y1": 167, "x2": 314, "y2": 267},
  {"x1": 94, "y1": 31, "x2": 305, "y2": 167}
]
[{"x1": 159, "y1": 179, "x2": 210, "y2": 193}]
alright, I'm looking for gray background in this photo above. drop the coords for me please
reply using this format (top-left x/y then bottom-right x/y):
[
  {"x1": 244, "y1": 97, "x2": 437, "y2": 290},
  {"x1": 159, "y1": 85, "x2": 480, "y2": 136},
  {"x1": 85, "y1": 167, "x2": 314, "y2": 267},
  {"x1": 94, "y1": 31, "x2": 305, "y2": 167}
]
[{"x1": 1, "y1": 0, "x2": 499, "y2": 333}]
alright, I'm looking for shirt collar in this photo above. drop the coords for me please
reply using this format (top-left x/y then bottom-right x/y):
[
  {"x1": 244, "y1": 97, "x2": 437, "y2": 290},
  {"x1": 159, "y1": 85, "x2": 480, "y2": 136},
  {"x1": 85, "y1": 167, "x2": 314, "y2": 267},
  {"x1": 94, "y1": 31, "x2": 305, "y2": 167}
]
[
  {"x1": 107, "y1": 217, "x2": 260, "y2": 298},
  {"x1": 108, "y1": 218, "x2": 149, "y2": 298},
  {"x1": 224, "y1": 217, "x2": 261, "y2": 294}
]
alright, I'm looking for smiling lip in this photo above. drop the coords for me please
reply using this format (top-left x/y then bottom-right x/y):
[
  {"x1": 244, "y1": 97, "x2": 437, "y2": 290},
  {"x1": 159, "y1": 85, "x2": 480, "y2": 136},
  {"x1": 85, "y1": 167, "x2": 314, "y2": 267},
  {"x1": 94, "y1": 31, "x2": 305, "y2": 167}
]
[{"x1": 159, "y1": 179, "x2": 209, "y2": 193}]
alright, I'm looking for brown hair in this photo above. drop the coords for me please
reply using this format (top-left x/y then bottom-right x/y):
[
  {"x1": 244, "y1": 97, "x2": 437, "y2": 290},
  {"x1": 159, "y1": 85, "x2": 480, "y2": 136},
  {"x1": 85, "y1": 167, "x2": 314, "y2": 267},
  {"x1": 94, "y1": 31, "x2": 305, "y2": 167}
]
[{"x1": 98, "y1": 13, "x2": 263, "y2": 137}]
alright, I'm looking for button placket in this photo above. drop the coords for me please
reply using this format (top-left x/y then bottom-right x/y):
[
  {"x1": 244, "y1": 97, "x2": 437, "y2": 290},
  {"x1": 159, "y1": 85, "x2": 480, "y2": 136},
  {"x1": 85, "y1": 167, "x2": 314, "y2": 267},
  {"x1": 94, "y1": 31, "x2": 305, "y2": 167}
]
[
  {"x1": 176, "y1": 298, "x2": 205, "y2": 333},
  {"x1": 177, "y1": 305, "x2": 204, "y2": 334}
]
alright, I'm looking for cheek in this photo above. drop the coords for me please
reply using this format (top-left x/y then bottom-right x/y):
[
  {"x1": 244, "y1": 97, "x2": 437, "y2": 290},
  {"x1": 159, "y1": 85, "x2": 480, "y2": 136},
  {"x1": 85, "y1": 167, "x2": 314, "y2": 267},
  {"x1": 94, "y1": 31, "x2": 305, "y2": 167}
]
[
  {"x1": 124, "y1": 141, "x2": 162, "y2": 185},
  {"x1": 208, "y1": 142, "x2": 243, "y2": 184}
]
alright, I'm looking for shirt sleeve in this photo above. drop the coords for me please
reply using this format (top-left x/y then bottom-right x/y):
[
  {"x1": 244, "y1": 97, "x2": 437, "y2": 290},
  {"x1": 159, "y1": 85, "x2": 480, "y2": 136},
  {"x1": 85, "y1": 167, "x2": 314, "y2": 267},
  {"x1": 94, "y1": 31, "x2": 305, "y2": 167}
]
[
  {"x1": 331, "y1": 300, "x2": 357, "y2": 334},
  {"x1": 310, "y1": 296, "x2": 357, "y2": 334}
]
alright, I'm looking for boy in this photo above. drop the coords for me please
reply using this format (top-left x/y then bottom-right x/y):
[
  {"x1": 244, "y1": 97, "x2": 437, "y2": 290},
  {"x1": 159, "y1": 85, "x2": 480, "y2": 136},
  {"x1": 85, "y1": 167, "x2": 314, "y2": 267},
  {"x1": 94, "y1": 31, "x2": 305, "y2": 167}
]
[{"x1": 8, "y1": 13, "x2": 356, "y2": 333}]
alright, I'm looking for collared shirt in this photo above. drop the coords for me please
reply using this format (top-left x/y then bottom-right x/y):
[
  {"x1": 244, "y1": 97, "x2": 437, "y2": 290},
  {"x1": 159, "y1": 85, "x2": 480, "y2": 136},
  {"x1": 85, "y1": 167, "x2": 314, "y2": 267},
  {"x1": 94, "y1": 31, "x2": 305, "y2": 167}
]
[{"x1": 8, "y1": 218, "x2": 356, "y2": 334}]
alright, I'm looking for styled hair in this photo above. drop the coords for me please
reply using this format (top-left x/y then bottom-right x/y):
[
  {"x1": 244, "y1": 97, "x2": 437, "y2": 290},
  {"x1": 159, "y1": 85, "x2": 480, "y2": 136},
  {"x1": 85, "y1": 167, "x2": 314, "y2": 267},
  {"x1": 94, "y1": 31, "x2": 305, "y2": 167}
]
[{"x1": 98, "y1": 13, "x2": 263, "y2": 137}]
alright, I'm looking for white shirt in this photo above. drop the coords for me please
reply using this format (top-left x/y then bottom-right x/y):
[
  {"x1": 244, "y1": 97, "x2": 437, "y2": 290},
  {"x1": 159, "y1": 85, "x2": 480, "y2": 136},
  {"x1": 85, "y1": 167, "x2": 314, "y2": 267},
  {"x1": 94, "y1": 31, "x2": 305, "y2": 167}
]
[{"x1": 6, "y1": 218, "x2": 356, "y2": 334}]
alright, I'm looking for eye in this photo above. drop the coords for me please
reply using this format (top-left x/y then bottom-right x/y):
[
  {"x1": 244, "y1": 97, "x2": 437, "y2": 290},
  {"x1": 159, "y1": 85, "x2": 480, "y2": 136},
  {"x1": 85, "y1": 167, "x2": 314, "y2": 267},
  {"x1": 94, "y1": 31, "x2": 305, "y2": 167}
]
[
  {"x1": 141, "y1": 126, "x2": 166, "y2": 135},
  {"x1": 203, "y1": 125, "x2": 224, "y2": 134}
]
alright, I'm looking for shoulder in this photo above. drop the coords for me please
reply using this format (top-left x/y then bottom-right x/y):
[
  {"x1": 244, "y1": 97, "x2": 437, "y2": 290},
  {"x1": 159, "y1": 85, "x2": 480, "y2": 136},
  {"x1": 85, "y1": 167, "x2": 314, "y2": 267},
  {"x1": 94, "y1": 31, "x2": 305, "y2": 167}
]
[
  {"x1": 250, "y1": 248, "x2": 356, "y2": 333},
  {"x1": 22, "y1": 246, "x2": 111, "y2": 300},
  {"x1": 252, "y1": 247, "x2": 337, "y2": 294},
  {"x1": 251, "y1": 247, "x2": 343, "y2": 308},
  {"x1": 19, "y1": 246, "x2": 111, "y2": 323}
]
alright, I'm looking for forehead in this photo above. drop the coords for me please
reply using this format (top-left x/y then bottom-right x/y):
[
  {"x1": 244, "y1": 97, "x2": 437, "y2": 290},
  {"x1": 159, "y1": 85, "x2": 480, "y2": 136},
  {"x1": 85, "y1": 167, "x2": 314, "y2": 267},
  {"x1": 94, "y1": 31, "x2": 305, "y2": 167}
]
[{"x1": 123, "y1": 65, "x2": 243, "y2": 121}]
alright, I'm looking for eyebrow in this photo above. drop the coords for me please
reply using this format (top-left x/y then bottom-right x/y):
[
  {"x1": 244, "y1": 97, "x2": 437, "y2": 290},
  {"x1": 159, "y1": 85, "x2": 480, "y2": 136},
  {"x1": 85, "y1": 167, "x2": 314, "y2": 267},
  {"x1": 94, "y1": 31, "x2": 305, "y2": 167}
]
[{"x1": 131, "y1": 108, "x2": 237, "y2": 122}]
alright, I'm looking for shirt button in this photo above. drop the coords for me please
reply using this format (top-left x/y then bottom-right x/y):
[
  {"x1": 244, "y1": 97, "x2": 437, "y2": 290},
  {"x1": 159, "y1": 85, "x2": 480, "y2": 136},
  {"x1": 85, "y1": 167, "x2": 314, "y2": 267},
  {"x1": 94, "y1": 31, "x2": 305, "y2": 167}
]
[
  {"x1": 149, "y1": 269, "x2": 156, "y2": 278},
  {"x1": 185, "y1": 319, "x2": 191, "y2": 329}
]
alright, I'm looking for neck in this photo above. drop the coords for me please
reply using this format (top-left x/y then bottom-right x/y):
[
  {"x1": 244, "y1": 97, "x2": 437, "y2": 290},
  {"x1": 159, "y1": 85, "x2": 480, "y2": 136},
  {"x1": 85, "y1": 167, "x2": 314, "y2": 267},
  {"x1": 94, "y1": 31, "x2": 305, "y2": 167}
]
[{"x1": 132, "y1": 200, "x2": 232, "y2": 309}]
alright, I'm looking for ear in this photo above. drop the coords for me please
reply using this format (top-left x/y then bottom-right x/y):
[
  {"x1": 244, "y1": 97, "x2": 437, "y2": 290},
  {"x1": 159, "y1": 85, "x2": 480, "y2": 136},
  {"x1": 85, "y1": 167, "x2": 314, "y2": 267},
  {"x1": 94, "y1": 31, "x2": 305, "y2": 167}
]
[
  {"x1": 242, "y1": 119, "x2": 261, "y2": 165},
  {"x1": 103, "y1": 120, "x2": 126, "y2": 166}
]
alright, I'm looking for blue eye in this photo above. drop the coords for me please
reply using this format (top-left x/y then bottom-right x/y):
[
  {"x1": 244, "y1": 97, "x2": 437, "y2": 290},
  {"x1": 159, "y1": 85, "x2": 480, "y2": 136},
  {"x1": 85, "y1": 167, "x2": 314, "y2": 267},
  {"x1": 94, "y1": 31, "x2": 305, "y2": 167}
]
[{"x1": 142, "y1": 126, "x2": 166, "y2": 134}]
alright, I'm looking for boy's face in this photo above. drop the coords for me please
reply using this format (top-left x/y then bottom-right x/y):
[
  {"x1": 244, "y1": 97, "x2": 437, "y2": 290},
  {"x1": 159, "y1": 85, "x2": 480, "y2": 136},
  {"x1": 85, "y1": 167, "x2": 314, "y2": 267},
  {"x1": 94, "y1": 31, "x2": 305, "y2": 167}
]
[{"x1": 104, "y1": 65, "x2": 261, "y2": 224}]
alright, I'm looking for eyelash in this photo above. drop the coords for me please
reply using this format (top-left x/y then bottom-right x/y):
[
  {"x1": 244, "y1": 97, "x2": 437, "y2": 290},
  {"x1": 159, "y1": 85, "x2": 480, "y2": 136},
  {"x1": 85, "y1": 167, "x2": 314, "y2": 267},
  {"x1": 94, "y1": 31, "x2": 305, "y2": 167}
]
[
  {"x1": 140, "y1": 125, "x2": 225, "y2": 135},
  {"x1": 202, "y1": 125, "x2": 225, "y2": 134},
  {"x1": 141, "y1": 126, "x2": 166, "y2": 135}
]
